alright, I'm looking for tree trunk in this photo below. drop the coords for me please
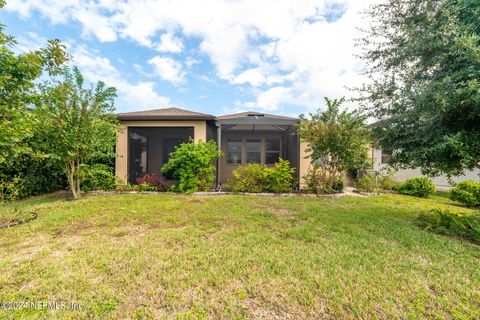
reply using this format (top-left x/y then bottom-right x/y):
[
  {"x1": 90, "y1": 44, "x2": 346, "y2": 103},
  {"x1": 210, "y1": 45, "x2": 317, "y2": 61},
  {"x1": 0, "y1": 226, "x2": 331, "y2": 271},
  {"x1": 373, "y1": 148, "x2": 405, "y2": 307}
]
[
  {"x1": 66, "y1": 161, "x2": 79, "y2": 199},
  {"x1": 75, "y1": 160, "x2": 81, "y2": 197}
]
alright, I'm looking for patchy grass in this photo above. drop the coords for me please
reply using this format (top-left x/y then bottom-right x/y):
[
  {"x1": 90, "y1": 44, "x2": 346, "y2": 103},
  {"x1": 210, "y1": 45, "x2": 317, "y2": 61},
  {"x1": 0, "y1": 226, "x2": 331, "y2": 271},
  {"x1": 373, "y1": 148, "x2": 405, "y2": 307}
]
[{"x1": 0, "y1": 192, "x2": 479, "y2": 319}]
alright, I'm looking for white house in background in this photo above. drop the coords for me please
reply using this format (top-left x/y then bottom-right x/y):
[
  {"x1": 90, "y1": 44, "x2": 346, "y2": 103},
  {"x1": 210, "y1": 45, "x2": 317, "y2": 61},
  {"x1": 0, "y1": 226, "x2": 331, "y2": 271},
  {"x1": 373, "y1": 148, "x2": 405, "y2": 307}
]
[{"x1": 371, "y1": 148, "x2": 480, "y2": 190}]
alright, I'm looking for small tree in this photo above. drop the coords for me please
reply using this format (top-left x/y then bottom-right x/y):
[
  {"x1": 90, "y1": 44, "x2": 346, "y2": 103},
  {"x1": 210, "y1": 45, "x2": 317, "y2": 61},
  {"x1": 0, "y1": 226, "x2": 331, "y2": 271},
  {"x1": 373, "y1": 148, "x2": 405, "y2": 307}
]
[
  {"x1": 298, "y1": 97, "x2": 371, "y2": 192},
  {"x1": 161, "y1": 140, "x2": 221, "y2": 193},
  {"x1": 36, "y1": 67, "x2": 118, "y2": 199}
]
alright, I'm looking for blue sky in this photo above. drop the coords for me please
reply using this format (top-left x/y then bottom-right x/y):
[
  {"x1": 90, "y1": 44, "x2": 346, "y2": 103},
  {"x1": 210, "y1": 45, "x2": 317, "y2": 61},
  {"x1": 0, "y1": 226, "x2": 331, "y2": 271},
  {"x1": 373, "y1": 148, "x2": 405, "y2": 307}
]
[{"x1": 1, "y1": 0, "x2": 377, "y2": 116}]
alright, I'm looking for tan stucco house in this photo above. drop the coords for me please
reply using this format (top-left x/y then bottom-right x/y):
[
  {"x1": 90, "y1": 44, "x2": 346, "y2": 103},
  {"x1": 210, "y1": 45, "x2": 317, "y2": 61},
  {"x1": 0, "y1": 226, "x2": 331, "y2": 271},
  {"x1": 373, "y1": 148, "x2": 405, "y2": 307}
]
[{"x1": 115, "y1": 107, "x2": 310, "y2": 188}]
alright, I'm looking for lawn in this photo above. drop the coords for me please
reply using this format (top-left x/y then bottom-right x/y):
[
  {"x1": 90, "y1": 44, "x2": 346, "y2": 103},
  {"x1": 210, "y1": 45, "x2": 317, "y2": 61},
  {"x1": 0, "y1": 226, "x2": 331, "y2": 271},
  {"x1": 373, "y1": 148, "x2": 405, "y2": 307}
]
[{"x1": 0, "y1": 192, "x2": 479, "y2": 319}]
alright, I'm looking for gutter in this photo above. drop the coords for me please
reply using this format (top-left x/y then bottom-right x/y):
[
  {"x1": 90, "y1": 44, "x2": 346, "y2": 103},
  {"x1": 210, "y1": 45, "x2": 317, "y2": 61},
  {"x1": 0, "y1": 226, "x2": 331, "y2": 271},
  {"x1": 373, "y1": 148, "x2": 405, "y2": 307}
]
[{"x1": 215, "y1": 121, "x2": 222, "y2": 190}]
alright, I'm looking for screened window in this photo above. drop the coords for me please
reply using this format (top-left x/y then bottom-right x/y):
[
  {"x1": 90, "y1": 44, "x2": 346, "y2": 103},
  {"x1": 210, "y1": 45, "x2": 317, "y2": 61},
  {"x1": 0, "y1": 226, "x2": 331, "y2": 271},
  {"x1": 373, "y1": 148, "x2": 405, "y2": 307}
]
[
  {"x1": 265, "y1": 139, "x2": 280, "y2": 164},
  {"x1": 381, "y1": 149, "x2": 392, "y2": 164},
  {"x1": 227, "y1": 139, "x2": 242, "y2": 164},
  {"x1": 246, "y1": 139, "x2": 261, "y2": 163}
]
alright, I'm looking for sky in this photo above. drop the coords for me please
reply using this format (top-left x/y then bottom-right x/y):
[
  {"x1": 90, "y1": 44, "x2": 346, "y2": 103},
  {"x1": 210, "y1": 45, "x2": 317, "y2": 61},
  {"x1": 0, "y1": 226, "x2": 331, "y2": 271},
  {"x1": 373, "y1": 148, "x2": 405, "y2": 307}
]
[{"x1": 0, "y1": 0, "x2": 379, "y2": 117}]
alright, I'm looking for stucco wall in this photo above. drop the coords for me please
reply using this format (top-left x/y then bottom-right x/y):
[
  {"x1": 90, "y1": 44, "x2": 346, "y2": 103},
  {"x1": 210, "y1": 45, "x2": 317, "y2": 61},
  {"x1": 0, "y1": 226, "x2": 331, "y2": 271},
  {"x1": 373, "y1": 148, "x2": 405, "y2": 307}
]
[
  {"x1": 115, "y1": 120, "x2": 207, "y2": 183},
  {"x1": 299, "y1": 141, "x2": 311, "y2": 188},
  {"x1": 372, "y1": 148, "x2": 480, "y2": 189}
]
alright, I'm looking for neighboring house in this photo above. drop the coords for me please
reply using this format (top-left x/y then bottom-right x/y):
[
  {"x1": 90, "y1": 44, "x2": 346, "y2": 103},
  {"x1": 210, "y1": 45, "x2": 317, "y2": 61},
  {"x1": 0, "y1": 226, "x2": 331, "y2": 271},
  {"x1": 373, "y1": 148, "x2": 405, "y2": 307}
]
[
  {"x1": 115, "y1": 107, "x2": 310, "y2": 188},
  {"x1": 371, "y1": 148, "x2": 480, "y2": 190}
]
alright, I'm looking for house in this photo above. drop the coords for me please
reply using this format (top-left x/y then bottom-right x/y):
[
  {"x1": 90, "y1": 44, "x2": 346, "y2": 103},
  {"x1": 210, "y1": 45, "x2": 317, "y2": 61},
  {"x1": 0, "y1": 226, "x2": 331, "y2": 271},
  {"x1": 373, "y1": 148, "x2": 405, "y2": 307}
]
[
  {"x1": 115, "y1": 107, "x2": 310, "y2": 188},
  {"x1": 371, "y1": 148, "x2": 480, "y2": 190}
]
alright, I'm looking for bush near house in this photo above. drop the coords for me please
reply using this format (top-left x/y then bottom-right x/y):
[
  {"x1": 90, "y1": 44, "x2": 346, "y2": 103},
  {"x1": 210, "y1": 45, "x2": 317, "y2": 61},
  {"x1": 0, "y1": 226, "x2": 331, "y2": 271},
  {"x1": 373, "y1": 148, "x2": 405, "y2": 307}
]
[
  {"x1": 449, "y1": 180, "x2": 480, "y2": 208},
  {"x1": 395, "y1": 177, "x2": 435, "y2": 198},
  {"x1": 136, "y1": 173, "x2": 169, "y2": 192},
  {"x1": 263, "y1": 159, "x2": 296, "y2": 193},
  {"x1": 419, "y1": 208, "x2": 480, "y2": 244},
  {"x1": 79, "y1": 164, "x2": 116, "y2": 192},
  {"x1": 356, "y1": 174, "x2": 377, "y2": 193},
  {"x1": 303, "y1": 164, "x2": 344, "y2": 194},
  {"x1": 227, "y1": 159, "x2": 295, "y2": 193},
  {"x1": 228, "y1": 164, "x2": 265, "y2": 193},
  {"x1": 162, "y1": 140, "x2": 221, "y2": 193},
  {"x1": 356, "y1": 171, "x2": 396, "y2": 193}
]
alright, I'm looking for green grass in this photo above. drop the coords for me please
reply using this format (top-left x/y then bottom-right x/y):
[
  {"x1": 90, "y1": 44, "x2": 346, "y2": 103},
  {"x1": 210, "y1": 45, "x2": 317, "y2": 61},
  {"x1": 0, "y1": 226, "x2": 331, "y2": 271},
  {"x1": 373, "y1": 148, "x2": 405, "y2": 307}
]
[{"x1": 0, "y1": 192, "x2": 479, "y2": 319}]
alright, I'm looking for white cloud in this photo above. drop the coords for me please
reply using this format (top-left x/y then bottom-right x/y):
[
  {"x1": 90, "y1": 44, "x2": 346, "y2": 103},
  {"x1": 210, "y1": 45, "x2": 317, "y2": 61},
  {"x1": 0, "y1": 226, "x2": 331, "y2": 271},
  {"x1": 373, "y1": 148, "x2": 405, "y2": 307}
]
[
  {"x1": 156, "y1": 33, "x2": 183, "y2": 53},
  {"x1": 148, "y1": 56, "x2": 185, "y2": 85},
  {"x1": 6, "y1": 0, "x2": 382, "y2": 113},
  {"x1": 244, "y1": 86, "x2": 292, "y2": 112},
  {"x1": 71, "y1": 45, "x2": 171, "y2": 112}
]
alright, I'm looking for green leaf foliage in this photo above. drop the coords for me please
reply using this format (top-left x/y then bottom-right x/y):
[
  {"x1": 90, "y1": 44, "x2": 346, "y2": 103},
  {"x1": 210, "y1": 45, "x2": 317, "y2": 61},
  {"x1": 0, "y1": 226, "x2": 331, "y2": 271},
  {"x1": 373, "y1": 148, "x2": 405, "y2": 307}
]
[
  {"x1": 449, "y1": 180, "x2": 480, "y2": 207},
  {"x1": 358, "y1": 0, "x2": 480, "y2": 177},
  {"x1": 395, "y1": 177, "x2": 435, "y2": 198},
  {"x1": 161, "y1": 140, "x2": 221, "y2": 193},
  {"x1": 227, "y1": 159, "x2": 295, "y2": 193},
  {"x1": 0, "y1": 6, "x2": 69, "y2": 199},
  {"x1": 79, "y1": 164, "x2": 116, "y2": 192},
  {"x1": 263, "y1": 159, "x2": 296, "y2": 193},
  {"x1": 419, "y1": 208, "x2": 480, "y2": 244},
  {"x1": 298, "y1": 97, "x2": 371, "y2": 191},
  {"x1": 35, "y1": 67, "x2": 118, "y2": 199}
]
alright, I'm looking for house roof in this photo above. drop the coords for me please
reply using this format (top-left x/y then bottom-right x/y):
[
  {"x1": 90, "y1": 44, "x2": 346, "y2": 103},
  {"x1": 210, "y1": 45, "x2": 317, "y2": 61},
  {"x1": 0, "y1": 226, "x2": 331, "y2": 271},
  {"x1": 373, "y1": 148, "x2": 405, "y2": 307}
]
[
  {"x1": 117, "y1": 107, "x2": 216, "y2": 121},
  {"x1": 218, "y1": 111, "x2": 299, "y2": 127},
  {"x1": 218, "y1": 111, "x2": 299, "y2": 121}
]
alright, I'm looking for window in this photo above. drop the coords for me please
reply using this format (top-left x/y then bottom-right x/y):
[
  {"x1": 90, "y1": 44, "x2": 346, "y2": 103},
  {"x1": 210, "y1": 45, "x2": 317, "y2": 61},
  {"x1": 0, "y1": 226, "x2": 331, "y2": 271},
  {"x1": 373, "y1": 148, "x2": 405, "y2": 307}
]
[
  {"x1": 265, "y1": 139, "x2": 280, "y2": 164},
  {"x1": 381, "y1": 149, "x2": 392, "y2": 164},
  {"x1": 246, "y1": 139, "x2": 261, "y2": 163},
  {"x1": 227, "y1": 139, "x2": 242, "y2": 164}
]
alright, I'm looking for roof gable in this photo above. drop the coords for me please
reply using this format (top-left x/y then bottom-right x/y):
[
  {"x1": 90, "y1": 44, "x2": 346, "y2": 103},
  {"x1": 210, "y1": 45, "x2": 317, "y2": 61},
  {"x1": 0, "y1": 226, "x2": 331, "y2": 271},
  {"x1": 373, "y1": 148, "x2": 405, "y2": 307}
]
[{"x1": 117, "y1": 107, "x2": 215, "y2": 121}]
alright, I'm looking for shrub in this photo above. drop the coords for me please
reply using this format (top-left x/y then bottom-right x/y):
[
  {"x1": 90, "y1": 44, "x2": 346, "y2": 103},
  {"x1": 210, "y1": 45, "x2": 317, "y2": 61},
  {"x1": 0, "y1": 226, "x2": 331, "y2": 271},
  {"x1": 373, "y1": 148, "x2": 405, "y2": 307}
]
[
  {"x1": 263, "y1": 159, "x2": 296, "y2": 193},
  {"x1": 114, "y1": 180, "x2": 139, "y2": 192},
  {"x1": 1, "y1": 155, "x2": 66, "y2": 199},
  {"x1": 137, "y1": 183, "x2": 157, "y2": 192},
  {"x1": 227, "y1": 159, "x2": 296, "y2": 193},
  {"x1": 0, "y1": 177, "x2": 23, "y2": 202},
  {"x1": 418, "y1": 208, "x2": 480, "y2": 244},
  {"x1": 136, "y1": 173, "x2": 169, "y2": 192},
  {"x1": 378, "y1": 170, "x2": 396, "y2": 190},
  {"x1": 395, "y1": 177, "x2": 435, "y2": 198},
  {"x1": 161, "y1": 140, "x2": 221, "y2": 193},
  {"x1": 79, "y1": 164, "x2": 116, "y2": 192},
  {"x1": 303, "y1": 164, "x2": 344, "y2": 194},
  {"x1": 356, "y1": 174, "x2": 378, "y2": 193},
  {"x1": 228, "y1": 164, "x2": 265, "y2": 193},
  {"x1": 449, "y1": 180, "x2": 480, "y2": 207}
]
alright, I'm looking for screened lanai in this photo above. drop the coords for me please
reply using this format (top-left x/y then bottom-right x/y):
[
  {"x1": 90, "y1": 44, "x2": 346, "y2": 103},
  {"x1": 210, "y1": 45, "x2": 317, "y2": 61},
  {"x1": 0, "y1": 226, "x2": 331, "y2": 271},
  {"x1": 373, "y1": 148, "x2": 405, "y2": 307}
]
[{"x1": 217, "y1": 112, "x2": 301, "y2": 185}]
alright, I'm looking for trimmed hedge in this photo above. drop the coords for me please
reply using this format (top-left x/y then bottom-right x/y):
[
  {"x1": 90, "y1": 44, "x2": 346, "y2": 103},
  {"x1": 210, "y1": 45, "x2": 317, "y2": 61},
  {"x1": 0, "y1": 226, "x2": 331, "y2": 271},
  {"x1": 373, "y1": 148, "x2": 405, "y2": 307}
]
[
  {"x1": 395, "y1": 177, "x2": 435, "y2": 198},
  {"x1": 449, "y1": 180, "x2": 480, "y2": 207}
]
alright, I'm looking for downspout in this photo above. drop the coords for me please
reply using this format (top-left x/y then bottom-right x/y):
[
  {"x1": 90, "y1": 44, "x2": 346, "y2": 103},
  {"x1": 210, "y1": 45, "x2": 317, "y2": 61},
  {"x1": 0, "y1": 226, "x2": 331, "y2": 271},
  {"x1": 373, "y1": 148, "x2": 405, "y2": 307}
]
[{"x1": 215, "y1": 121, "x2": 222, "y2": 190}]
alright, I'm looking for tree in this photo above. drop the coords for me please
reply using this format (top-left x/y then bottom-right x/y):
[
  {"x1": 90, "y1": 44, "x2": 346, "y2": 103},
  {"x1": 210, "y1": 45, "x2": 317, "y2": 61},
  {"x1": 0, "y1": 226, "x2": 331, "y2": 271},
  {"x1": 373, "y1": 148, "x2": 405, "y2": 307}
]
[
  {"x1": 36, "y1": 67, "x2": 118, "y2": 199},
  {"x1": 357, "y1": 0, "x2": 480, "y2": 177},
  {"x1": 161, "y1": 140, "x2": 221, "y2": 193},
  {"x1": 0, "y1": 1, "x2": 68, "y2": 167},
  {"x1": 298, "y1": 97, "x2": 371, "y2": 192}
]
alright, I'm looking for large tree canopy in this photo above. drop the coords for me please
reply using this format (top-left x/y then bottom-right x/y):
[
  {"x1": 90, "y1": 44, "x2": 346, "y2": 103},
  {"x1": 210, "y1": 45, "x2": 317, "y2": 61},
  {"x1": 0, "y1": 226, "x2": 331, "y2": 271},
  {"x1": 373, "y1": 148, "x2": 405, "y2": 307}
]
[{"x1": 358, "y1": 0, "x2": 480, "y2": 177}]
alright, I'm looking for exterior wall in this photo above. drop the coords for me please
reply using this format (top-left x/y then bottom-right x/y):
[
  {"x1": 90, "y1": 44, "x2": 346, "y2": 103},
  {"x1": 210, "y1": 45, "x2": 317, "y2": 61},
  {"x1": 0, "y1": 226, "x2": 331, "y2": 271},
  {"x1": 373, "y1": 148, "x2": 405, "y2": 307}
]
[
  {"x1": 372, "y1": 148, "x2": 480, "y2": 190},
  {"x1": 299, "y1": 140, "x2": 311, "y2": 188},
  {"x1": 115, "y1": 120, "x2": 207, "y2": 183}
]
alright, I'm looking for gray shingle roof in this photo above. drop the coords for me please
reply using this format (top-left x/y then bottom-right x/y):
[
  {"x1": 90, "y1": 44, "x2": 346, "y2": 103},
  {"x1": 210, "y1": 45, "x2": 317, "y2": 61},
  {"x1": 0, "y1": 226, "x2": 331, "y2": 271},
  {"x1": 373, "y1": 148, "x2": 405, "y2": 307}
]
[
  {"x1": 117, "y1": 107, "x2": 216, "y2": 121},
  {"x1": 217, "y1": 111, "x2": 299, "y2": 121}
]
